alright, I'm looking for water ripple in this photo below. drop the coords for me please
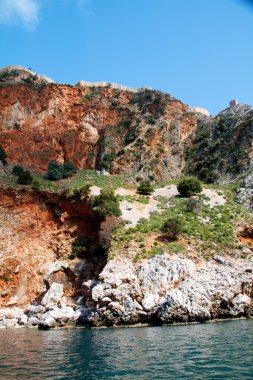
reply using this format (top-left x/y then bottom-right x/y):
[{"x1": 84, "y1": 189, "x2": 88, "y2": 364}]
[{"x1": 0, "y1": 320, "x2": 253, "y2": 379}]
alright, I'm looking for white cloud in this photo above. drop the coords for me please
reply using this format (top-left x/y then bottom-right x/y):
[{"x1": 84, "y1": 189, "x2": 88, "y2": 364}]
[{"x1": 0, "y1": 0, "x2": 40, "y2": 30}]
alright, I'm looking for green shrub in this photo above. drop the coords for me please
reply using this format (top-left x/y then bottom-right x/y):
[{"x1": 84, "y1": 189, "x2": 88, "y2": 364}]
[
  {"x1": 90, "y1": 189, "x2": 121, "y2": 217},
  {"x1": 63, "y1": 161, "x2": 77, "y2": 178},
  {"x1": 100, "y1": 152, "x2": 116, "y2": 171},
  {"x1": 47, "y1": 160, "x2": 64, "y2": 180},
  {"x1": 17, "y1": 170, "x2": 33, "y2": 185},
  {"x1": 72, "y1": 236, "x2": 91, "y2": 257},
  {"x1": 54, "y1": 208, "x2": 62, "y2": 218},
  {"x1": 0, "y1": 144, "x2": 7, "y2": 165},
  {"x1": 68, "y1": 184, "x2": 90, "y2": 202},
  {"x1": 137, "y1": 180, "x2": 154, "y2": 195},
  {"x1": 186, "y1": 198, "x2": 202, "y2": 213},
  {"x1": 198, "y1": 167, "x2": 218, "y2": 184},
  {"x1": 12, "y1": 165, "x2": 24, "y2": 176},
  {"x1": 32, "y1": 179, "x2": 41, "y2": 191},
  {"x1": 177, "y1": 177, "x2": 202, "y2": 197},
  {"x1": 161, "y1": 217, "x2": 183, "y2": 240},
  {"x1": 124, "y1": 130, "x2": 136, "y2": 145}
]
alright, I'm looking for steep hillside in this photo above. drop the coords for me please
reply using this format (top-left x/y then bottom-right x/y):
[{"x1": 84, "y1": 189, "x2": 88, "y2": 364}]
[
  {"x1": 185, "y1": 104, "x2": 253, "y2": 183},
  {"x1": 0, "y1": 66, "x2": 197, "y2": 180}
]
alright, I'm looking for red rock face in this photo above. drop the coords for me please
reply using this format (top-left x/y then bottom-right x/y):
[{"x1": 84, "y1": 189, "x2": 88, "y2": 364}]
[
  {"x1": 0, "y1": 84, "x2": 121, "y2": 172},
  {"x1": 0, "y1": 189, "x2": 101, "y2": 307},
  {"x1": 0, "y1": 83, "x2": 198, "y2": 178}
]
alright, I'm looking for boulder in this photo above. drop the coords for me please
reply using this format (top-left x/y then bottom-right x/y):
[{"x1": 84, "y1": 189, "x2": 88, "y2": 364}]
[
  {"x1": 26, "y1": 317, "x2": 40, "y2": 326},
  {"x1": 41, "y1": 282, "x2": 64, "y2": 307},
  {"x1": 230, "y1": 294, "x2": 252, "y2": 315}
]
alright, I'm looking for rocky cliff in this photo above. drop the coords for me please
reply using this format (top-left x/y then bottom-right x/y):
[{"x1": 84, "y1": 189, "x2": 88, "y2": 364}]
[
  {"x1": 185, "y1": 104, "x2": 253, "y2": 183},
  {"x1": 0, "y1": 66, "x2": 197, "y2": 180}
]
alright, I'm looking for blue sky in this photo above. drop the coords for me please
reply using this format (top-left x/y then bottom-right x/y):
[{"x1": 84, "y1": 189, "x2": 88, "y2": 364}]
[{"x1": 0, "y1": 0, "x2": 252, "y2": 114}]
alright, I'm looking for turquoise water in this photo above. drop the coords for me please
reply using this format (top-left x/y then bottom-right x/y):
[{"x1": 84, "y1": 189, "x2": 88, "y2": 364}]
[{"x1": 0, "y1": 319, "x2": 252, "y2": 379}]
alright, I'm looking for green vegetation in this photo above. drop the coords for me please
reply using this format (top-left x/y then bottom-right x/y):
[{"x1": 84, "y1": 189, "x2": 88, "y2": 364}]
[
  {"x1": 108, "y1": 183, "x2": 253, "y2": 261},
  {"x1": 12, "y1": 165, "x2": 24, "y2": 176},
  {"x1": 90, "y1": 189, "x2": 121, "y2": 217},
  {"x1": 161, "y1": 217, "x2": 182, "y2": 240},
  {"x1": 185, "y1": 116, "x2": 253, "y2": 179},
  {"x1": 32, "y1": 179, "x2": 41, "y2": 191},
  {"x1": 54, "y1": 207, "x2": 62, "y2": 218},
  {"x1": 63, "y1": 161, "x2": 77, "y2": 177},
  {"x1": 0, "y1": 69, "x2": 48, "y2": 89},
  {"x1": 137, "y1": 180, "x2": 154, "y2": 195},
  {"x1": 47, "y1": 160, "x2": 77, "y2": 180},
  {"x1": 0, "y1": 144, "x2": 7, "y2": 165},
  {"x1": 130, "y1": 89, "x2": 171, "y2": 120},
  {"x1": 68, "y1": 184, "x2": 90, "y2": 202},
  {"x1": 47, "y1": 160, "x2": 64, "y2": 180},
  {"x1": 69, "y1": 170, "x2": 129, "y2": 192},
  {"x1": 71, "y1": 236, "x2": 91, "y2": 258},
  {"x1": 17, "y1": 170, "x2": 33, "y2": 185},
  {"x1": 186, "y1": 198, "x2": 202, "y2": 213},
  {"x1": 177, "y1": 177, "x2": 202, "y2": 197}
]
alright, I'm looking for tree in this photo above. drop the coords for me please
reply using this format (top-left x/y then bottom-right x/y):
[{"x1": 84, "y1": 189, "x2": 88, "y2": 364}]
[
  {"x1": 12, "y1": 165, "x2": 24, "y2": 176},
  {"x1": 90, "y1": 189, "x2": 121, "y2": 217},
  {"x1": 63, "y1": 161, "x2": 77, "y2": 178},
  {"x1": 0, "y1": 144, "x2": 7, "y2": 165},
  {"x1": 47, "y1": 160, "x2": 64, "y2": 180},
  {"x1": 137, "y1": 180, "x2": 154, "y2": 195},
  {"x1": 177, "y1": 177, "x2": 202, "y2": 197},
  {"x1": 17, "y1": 170, "x2": 33, "y2": 185},
  {"x1": 161, "y1": 217, "x2": 182, "y2": 240}
]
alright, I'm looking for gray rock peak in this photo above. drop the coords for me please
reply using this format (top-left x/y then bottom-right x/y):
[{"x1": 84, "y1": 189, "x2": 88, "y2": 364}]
[{"x1": 229, "y1": 99, "x2": 238, "y2": 107}]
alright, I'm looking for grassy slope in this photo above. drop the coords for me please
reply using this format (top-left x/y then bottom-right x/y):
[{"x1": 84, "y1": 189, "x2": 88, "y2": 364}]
[
  {"x1": 108, "y1": 182, "x2": 253, "y2": 261},
  {"x1": 0, "y1": 171, "x2": 252, "y2": 262}
]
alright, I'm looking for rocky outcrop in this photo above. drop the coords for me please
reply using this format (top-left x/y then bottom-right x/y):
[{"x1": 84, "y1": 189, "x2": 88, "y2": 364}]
[
  {"x1": 78, "y1": 254, "x2": 253, "y2": 326},
  {"x1": 185, "y1": 103, "x2": 253, "y2": 182},
  {"x1": 1, "y1": 253, "x2": 252, "y2": 329},
  {"x1": 236, "y1": 174, "x2": 253, "y2": 209}
]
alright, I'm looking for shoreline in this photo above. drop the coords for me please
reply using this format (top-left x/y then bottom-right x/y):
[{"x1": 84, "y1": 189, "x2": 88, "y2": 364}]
[{"x1": 1, "y1": 314, "x2": 252, "y2": 331}]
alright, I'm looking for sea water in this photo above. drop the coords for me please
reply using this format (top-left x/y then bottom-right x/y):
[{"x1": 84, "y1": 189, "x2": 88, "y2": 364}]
[{"x1": 0, "y1": 319, "x2": 252, "y2": 379}]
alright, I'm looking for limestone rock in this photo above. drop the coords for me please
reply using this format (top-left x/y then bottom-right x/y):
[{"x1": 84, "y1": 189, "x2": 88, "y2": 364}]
[
  {"x1": 80, "y1": 254, "x2": 253, "y2": 326},
  {"x1": 41, "y1": 282, "x2": 64, "y2": 307}
]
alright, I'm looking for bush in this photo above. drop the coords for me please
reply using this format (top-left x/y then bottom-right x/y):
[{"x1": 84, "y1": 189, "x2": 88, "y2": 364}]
[
  {"x1": 12, "y1": 165, "x2": 24, "y2": 176},
  {"x1": 90, "y1": 189, "x2": 121, "y2": 217},
  {"x1": 186, "y1": 198, "x2": 202, "y2": 213},
  {"x1": 54, "y1": 208, "x2": 62, "y2": 218},
  {"x1": 47, "y1": 160, "x2": 78, "y2": 180},
  {"x1": 137, "y1": 180, "x2": 154, "y2": 195},
  {"x1": 161, "y1": 217, "x2": 182, "y2": 240},
  {"x1": 0, "y1": 144, "x2": 7, "y2": 165},
  {"x1": 198, "y1": 167, "x2": 218, "y2": 184},
  {"x1": 177, "y1": 177, "x2": 202, "y2": 197},
  {"x1": 17, "y1": 170, "x2": 33, "y2": 185},
  {"x1": 47, "y1": 160, "x2": 64, "y2": 180},
  {"x1": 68, "y1": 184, "x2": 90, "y2": 202},
  {"x1": 72, "y1": 236, "x2": 91, "y2": 257},
  {"x1": 63, "y1": 161, "x2": 77, "y2": 178},
  {"x1": 32, "y1": 179, "x2": 41, "y2": 191}
]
